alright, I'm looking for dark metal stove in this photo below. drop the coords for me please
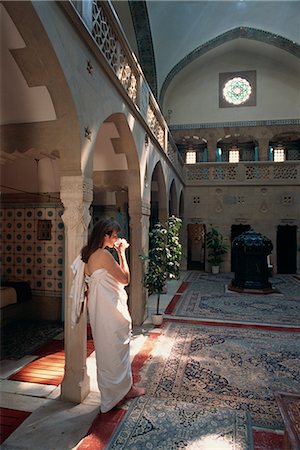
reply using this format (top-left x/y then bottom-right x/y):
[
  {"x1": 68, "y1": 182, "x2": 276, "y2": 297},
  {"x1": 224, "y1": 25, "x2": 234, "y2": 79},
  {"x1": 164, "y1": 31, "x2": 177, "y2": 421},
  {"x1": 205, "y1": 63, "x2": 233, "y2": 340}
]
[{"x1": 229, "y1": 229, "x2": 277, "y2": 294}]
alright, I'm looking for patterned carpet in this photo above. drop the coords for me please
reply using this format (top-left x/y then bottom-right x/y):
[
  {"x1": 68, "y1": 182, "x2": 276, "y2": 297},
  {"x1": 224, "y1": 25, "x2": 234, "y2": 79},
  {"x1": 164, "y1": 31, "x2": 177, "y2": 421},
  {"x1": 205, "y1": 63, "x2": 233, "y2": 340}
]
[
  {"x1": 107, "y1": 396, "x2": 253, "y2": 449},
  {"x1": 140, "y1": 322, "x2": 300, "y2": 429},
  {"x1": 170, "y1": 273, "x2": 300, "y2": 326},
  {"x1": 0, "y1": 320, "x2": 64, "y2": 360}
]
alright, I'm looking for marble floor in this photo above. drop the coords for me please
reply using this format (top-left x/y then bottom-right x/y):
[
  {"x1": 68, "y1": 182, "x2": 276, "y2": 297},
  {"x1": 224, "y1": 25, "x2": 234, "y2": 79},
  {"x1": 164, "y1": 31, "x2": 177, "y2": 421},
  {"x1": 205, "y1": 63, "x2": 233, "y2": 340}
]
[{"x1": 0, "y1": 276, "x2": 183, "y2": 450}]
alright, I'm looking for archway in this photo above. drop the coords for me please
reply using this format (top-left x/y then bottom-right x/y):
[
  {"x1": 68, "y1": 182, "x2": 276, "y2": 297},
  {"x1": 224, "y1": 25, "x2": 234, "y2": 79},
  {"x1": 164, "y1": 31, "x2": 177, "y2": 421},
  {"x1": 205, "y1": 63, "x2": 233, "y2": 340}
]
[
  {"x1": 150, "y1": 162, "x2": 167, "y2": 229},
  {"x1": 0, "y1": 1, "x2": 92, "y2": 404},
  {"x1": 187, "y1": 223, "x2": 206, "y2": 270},
  {"x1": 277, "y1": 225, "x2": 297, "y2": 274},
  {"x1": 92, "y1": 113, "x2": 144, "y2": 325},
  {"x1": 169, "y1": 179, "x2": 178, "y2": 216}
]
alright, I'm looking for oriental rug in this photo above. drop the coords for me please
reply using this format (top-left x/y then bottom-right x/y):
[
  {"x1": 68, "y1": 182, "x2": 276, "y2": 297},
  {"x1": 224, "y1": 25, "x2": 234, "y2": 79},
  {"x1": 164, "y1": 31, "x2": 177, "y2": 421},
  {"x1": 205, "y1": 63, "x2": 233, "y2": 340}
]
[
  {"x1": 140, "y1": 322, "x2": 300, "y2": 429},
  {"x1": 169, "y1": 273, "x2": 300, "y2": 327},
  {"x1": 0, "y1": 319, "x2": 63, "y2": 360},
  {"x1": 107, "y1": 396, "x2": 253, "y2": 450}
]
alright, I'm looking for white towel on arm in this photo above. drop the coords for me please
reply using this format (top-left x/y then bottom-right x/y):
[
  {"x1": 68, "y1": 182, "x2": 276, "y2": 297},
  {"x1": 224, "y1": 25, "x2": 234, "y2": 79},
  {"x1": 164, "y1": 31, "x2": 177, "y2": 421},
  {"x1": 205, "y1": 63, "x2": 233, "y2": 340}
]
[{"x1": 70, "y1": 255, "x2": 86, "y2": 328}]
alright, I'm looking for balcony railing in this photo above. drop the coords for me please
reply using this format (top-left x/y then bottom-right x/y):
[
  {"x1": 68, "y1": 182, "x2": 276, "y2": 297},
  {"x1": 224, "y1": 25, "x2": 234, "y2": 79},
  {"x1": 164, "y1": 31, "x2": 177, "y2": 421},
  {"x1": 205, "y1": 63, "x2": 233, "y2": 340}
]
[
  {"x1": 185, "y1": 161, "x2": 299, "y2": 185},
  {"x1": 91, "y1": 1, "x2": 139, "y2": 104},
  {"x1": 70, "y1": 0, "x2": 178, "y2": 171}
]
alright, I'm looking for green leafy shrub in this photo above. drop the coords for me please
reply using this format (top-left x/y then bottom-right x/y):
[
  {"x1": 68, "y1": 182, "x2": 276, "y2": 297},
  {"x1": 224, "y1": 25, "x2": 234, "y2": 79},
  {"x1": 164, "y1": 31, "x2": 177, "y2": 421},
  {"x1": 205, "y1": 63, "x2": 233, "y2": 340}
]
[
  {"x1": 206, "y1": 227, "x2": 228, "y2": 266},
  {"x1": 141, "y1": 216, "x2": 182, "y2": 315}
]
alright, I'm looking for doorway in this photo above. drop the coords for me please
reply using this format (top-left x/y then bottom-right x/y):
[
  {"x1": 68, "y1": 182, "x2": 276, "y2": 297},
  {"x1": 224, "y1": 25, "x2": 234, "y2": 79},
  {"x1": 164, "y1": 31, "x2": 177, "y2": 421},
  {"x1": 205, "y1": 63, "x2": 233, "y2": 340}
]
[
  {"x1": 231, "y1": 224, "x2": 251, "y2": 271},
  {"x1": 277, "y1": 225, "x2": 297, "y2": 273},
  {"x1": 187, "y1": 224, "x2": 206, "y2": 270}
]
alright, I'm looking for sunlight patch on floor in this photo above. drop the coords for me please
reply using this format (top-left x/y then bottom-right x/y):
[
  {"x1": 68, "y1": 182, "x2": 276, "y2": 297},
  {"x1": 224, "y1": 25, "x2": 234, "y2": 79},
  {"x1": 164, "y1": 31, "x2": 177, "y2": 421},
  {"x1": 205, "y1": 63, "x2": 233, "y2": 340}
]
[{"x1": 189, "y1": 434, "x2": 240, "y2": 449}]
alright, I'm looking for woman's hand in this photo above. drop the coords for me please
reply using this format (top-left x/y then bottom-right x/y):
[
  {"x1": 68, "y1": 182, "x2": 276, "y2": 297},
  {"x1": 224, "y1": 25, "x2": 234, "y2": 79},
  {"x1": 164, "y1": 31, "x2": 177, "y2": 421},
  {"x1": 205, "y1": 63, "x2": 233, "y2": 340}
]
[{"x1": 114, "y1": 238, "x2": 129, "y2": 252}]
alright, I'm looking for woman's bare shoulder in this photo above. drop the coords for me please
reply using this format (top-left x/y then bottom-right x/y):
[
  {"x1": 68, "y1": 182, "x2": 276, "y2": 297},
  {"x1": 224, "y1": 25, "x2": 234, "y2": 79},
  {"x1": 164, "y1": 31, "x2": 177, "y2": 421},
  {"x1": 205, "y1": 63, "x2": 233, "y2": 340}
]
[
  {"x1": 90, "y1": 248, "x2": 112, "y2": 262},
  {"x1": 86, "y1": 248, "x2": 112, "y2": 271}
]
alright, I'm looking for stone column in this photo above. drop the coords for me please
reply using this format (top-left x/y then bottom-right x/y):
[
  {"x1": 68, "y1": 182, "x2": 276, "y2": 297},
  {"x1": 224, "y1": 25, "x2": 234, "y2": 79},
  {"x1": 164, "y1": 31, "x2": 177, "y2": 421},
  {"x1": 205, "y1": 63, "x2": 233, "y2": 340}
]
[
  {"x1": 206, "y1": 138, "x2": 217, "y2": 162},
  {"x1": 128, "y1": 193, "x2": 150, "y2": 325},
  {"x1": 60, "y1": 175, "x2": 93, "y2": 403},
  {"x1": 257, "y1": 138, "x2": 270, "y2": 161}
]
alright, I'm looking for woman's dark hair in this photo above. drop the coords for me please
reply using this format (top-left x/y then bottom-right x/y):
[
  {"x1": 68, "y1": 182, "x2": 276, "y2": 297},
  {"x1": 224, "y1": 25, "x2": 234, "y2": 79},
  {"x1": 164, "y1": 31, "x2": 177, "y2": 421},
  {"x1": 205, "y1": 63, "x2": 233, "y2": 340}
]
[{"x1": 81, "y1": 219, "x2": 121, "y2": 263}]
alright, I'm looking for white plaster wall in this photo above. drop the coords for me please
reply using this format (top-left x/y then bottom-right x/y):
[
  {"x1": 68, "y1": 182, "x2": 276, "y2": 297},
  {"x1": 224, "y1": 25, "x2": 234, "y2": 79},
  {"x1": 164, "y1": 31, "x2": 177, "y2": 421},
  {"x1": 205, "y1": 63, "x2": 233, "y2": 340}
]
[
  {"x1": 111, "y1": 1, "x2": 139, "y2": 58},
  {"x1": 0, "y1": 4, "x2": 56, "y2": 125},
  {"x1": 164, "y1": 39, "x2": 300, "y2": 124},
  {"x1": 184, "y1": 184, "x2": 300, "y2": 272},
  {"x1": 148, "y1": 1, "x2": 300, "y2": 93},
  {"x1": 1, "y1": 159, "x2": 38, "y2": 193},
  {"x1": 1, "y1": 157, "x2": 60, "y2": 194}
]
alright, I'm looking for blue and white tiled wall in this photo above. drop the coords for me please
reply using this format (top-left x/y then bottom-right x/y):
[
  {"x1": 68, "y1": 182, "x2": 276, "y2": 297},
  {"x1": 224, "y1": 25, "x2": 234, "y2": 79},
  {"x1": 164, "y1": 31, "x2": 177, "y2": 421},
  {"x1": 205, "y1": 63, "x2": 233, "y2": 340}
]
[{"x1": 0, "y1": 205, "x2": 64, "y2": 296}]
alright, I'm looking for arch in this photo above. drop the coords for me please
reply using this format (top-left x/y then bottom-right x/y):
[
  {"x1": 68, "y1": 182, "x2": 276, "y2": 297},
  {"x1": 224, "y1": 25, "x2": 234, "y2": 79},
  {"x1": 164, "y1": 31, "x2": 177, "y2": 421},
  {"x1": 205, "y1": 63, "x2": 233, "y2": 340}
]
[
  {"x1": 169, "y1": 179, "x2": 178, "y2": 217},
  {"x1": 1, "y1": 1, "x2": 89, "y2": 405},
  {"x1": 150, "y1": 161, "x2": 167, "y2": 229},
  {"x1": 159, "y1": 27, "x2": 300, "y2": 105},
  {"x1": 92, "y1": 112, "x2": 140, "y2": 207},
  {"x1": 0, "y1": 2, "x2": 81, "y2": 174},
  {"x1": 91, "y1": 112, "x2": 147, "y2": 326},
  {"x1": 179, "y1": 189, "x2": 184, "y2": 220}
]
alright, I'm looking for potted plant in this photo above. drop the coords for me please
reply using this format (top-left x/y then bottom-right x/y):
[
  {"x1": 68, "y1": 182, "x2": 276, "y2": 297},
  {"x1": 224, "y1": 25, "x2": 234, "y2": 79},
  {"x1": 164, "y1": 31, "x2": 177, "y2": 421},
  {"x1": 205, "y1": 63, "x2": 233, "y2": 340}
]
[
  {"x1": 140, "y1": 216, "x2": 183, "y2": 325},
  {"x1": 166, "y1": 215, "x2": 183, "y2": 280},
  {"x1": 141, "y1": 223, "x2": 168, "y2": 325},
  {"x1": 206, "y1": 227, "x2": 228, "y2": 274}
]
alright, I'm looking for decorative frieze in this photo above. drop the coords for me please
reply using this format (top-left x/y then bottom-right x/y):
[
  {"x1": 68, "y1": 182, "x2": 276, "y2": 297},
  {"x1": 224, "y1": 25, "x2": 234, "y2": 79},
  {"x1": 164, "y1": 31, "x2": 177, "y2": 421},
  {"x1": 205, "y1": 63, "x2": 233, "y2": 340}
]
[
  {"x1": 185, "y1": 162, "x2": 299, "y2": 184},
  {"x1": 170, "y1": 119, "x2": 300, "y2": 131}
]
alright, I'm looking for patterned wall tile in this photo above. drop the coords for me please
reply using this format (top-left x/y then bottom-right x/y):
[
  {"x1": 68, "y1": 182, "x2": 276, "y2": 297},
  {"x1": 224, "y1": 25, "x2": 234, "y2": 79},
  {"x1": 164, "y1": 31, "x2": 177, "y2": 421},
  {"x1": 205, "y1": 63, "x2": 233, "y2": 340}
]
[{"x1": 1, "y1": 205, "x2": 64, "y2": 297}]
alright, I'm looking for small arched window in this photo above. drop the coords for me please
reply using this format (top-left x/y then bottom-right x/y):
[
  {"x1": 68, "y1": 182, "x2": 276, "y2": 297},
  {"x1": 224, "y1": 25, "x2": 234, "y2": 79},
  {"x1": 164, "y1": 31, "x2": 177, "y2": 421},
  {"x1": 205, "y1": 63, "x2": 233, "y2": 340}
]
[{"x1": 186, "y1": 150, "x2": 196, "y2": 164}]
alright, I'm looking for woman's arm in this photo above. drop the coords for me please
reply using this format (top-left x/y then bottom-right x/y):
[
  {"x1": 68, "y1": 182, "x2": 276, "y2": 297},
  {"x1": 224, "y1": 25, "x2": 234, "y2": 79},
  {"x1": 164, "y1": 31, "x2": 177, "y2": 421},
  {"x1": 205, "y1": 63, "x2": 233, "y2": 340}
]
[
  {"x1": 86, "y1": 240, "x2": 130, "y2": 285},
  {"x1": 114, "y1": 239, "x2": 130, "y2": 285},
  {"x1": 103, "y1": 249, "x2": 130, "y2": 285}
]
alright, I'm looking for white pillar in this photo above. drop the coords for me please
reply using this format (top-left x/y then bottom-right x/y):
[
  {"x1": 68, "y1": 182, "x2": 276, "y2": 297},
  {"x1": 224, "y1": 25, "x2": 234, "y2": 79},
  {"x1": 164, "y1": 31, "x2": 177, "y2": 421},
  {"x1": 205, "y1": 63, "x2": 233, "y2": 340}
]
[
  {"x1": 128, "y1": 195, "x2": 150, "y2": 325},
  {"x1": 60, "y1": 175, "x2": 93, "y2": 403}
]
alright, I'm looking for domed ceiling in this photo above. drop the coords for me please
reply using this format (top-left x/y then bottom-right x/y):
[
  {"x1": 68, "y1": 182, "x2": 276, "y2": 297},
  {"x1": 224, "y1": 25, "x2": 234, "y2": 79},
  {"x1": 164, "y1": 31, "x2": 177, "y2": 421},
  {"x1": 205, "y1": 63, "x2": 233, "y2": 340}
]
[{"x1": 112, "y1": 1, "x2": 300, "y2": 104}]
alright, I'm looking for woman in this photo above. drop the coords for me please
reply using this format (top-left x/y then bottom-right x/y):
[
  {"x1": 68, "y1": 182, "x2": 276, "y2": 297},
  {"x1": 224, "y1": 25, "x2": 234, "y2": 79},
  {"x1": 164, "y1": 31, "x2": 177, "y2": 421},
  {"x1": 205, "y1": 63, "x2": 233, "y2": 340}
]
[{"x1": 81, "y1": 219, "x2": 146, "y2": 413}]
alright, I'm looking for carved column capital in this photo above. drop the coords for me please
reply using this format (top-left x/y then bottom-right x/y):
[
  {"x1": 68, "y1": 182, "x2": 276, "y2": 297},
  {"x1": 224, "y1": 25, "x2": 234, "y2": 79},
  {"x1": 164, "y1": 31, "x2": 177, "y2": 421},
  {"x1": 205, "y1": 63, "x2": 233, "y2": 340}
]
[{"x1": 60, "y1": 176, "x2": 93, "y2": 231}]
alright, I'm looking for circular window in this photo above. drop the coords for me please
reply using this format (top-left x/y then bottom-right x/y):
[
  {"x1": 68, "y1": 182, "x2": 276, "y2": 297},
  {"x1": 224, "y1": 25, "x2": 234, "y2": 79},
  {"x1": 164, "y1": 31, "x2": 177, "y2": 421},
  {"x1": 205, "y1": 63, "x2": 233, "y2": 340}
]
[{"x1": 223, "y1": 77, "x2": 252, "y2": 105}]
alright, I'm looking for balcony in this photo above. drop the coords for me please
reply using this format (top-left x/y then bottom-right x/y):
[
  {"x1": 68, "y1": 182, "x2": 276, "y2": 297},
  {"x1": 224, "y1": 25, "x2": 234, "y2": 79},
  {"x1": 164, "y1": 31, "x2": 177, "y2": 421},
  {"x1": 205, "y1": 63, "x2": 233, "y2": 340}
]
[
  {"x1": 185, "y1": 161, "x2": 299, "y2": 185},
  {"x1": 65, "y1": 0, "x2": 186, "y2": 177}
]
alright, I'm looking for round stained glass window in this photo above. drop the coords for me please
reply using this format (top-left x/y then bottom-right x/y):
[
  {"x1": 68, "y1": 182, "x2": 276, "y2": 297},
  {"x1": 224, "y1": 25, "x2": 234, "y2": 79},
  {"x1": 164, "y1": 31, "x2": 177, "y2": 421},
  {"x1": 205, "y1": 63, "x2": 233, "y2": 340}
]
[{"x1": 223, "y1": 77, "x2": 252, "y2": 105}]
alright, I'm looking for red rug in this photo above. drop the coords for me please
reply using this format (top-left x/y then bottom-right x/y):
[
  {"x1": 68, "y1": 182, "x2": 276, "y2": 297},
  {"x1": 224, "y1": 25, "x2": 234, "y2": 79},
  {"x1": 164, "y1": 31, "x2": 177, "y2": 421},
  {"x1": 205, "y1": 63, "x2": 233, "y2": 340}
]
[
  {"x1": 0, "y1": 407, "x2": 31, "y2": 444},
  {"x1": 9, "y1": 339, "x2": 94, "y2": 385},
  {"x1": 165, "y1": 317, "x2": 300, "y2": 332},
  {"x1": 76, "y1": 408, "x2": 127, "y2": 450},
  {"x1": 253, "y1": 428, "x2": 284, "y2": 450},
  {"x1": 164, "y1": 282, "x2": 189, "y2": 315}
]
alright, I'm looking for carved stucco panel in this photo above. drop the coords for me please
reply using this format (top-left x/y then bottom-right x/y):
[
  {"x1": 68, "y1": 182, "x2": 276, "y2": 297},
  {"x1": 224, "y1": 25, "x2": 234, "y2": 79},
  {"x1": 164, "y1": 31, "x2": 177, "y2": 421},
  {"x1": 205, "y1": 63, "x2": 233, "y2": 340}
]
[{"x1": 60, "y1": 176, "x2": 93, "y2": 230}]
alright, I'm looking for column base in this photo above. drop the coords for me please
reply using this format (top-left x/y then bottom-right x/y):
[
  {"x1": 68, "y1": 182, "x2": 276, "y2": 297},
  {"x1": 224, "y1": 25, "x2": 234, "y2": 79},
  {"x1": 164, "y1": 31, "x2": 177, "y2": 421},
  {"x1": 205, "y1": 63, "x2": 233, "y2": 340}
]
[{"x1": 61, "y1": 372, "x2": 90, "y2": 404}]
